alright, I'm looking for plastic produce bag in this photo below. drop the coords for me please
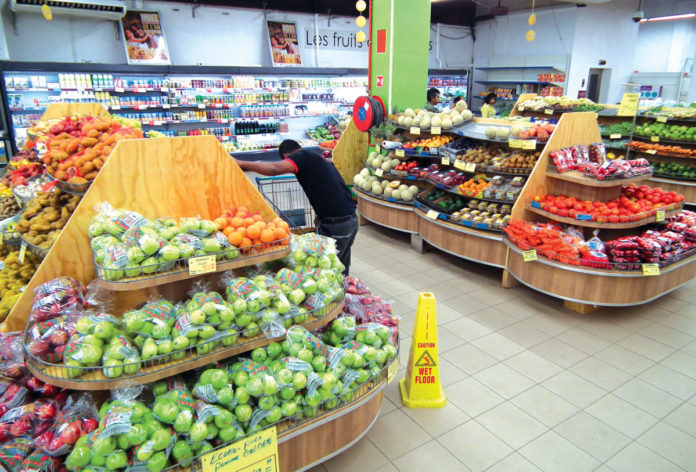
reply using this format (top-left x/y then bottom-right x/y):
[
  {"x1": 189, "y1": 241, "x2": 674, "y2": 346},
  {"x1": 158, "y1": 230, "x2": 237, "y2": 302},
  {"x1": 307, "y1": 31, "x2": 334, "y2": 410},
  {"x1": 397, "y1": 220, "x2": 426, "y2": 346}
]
[
  {"x1": 0, "y1": 333, "x2": 26, "y2": 380},
  {"x1": 29, "y1": 277, "x2": 86, "y2": 323},
  {"x1": 17, "y1": 450, "x2": 61, "y2": 472},
  {"x1": 25, "y1": 313, "x2": 80, "y2": 364},
  {"x1": 35, "y1": 394, "x2": 99, "y2": 456},
  {"x1": 0, "y1": 438, "x2": 34, "y2": 472}
]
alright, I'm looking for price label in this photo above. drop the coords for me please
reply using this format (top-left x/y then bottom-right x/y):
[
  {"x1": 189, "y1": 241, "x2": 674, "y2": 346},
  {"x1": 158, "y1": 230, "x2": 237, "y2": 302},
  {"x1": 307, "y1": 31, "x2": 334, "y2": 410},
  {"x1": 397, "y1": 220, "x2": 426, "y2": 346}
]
[
  {"x1": 522, "y1": 249, "x2": 538, "y2": 262},
  {"x1": 464, "y1": 162, "x2": 477, "y2": 172},
  {"x1": 645, "y1": 149, "x2": 657, "y2": 155},
  {"x1": 544, "y1": 109, "x2": 554, "y2": 115},
  {"x1": 441, "y1": 157, "x2": 450, "y2": 166},
  {"x1": 18, "y1": 242, "x2": 27, "y2": 264},
  {"x1": 110, "y1": 105, "x2": 121, "y2": 110},
  {"x1": 521, "y1": 140, "x2": 537, "y2": 150},
  {"x1": 395, "y1": 149, "x2": 405, "y2": 157},
  {"x1": 431, "y1": 126, "x2": 441, "y2": 135},
  {"x1": 387, "y1": 358, "x2": 399, "y2": 384},
  {"x1": 162, "y1": 104, "x2": 170, "y2": 109},
  {"x1": 609, "y1": 133, "x2": 622, "y2": 139},
  {"x1": 115, "y1": 87, "x2": 124, "y2": 92},
  {"x1": 189, "y1": 255, "x2": 216, "y2": 276},
  {"x1": 618, "y1": 92, "x2": 640, "y2": 117},
  {"x1": 197, "y1": 104, "x2": 205, "y2": 109},
  {"x1": 201, "y1": 426, "x2": 278, "y2": 472},
  {"x1": 375, "y1": 168, "x2": 384, "y2": 177},
  {"x1": 410, "y1": 127, "x2": 420, "y2": 135},
  {"x1": 454, "y1": 160, "x2": 466, "y2": 171},
  {"x1": 160, "y1": 87, "x2": 169, "y2": 92},
  {"x1": 642, "y1": 264, "x2": 660, "y2": 276},
  {"x1": 200, "y1": 118, "x2": 208, "y2": 123},
  {"x1": 651, "y1": 136, "x2": 660, "y2": 142},
  {"x1": 153, "y1": 121, "x2": 163, "y2": 126},
  {"x1": 518, "y1": 107, "x2": 525, "y2": 112},
  {"x1": 509, "y1": 139, "x2": 522, "y2": 149},
  {"x1": 429, "y1": 147, "x2": 439, "y2": 156},
  {"x1": 656, "y1": 116, "x2": 667, "y2": 123},
  {"x1": 656, "y1": 210, "x2": 665, "y2": 222},
  {"x1": 426, "y1": 210, "x2": 439, "y2": 220}
]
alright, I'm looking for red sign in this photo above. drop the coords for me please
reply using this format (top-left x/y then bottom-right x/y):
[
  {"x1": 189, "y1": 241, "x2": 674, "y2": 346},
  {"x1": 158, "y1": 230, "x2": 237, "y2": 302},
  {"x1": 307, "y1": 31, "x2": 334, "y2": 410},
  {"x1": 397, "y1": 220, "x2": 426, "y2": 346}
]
[
  {"x1": 376, "y1": 76, "x2": 383, "y2": 87},
  {"x1": 377, "y1": 30, "x2": 386, "y2": 53}
]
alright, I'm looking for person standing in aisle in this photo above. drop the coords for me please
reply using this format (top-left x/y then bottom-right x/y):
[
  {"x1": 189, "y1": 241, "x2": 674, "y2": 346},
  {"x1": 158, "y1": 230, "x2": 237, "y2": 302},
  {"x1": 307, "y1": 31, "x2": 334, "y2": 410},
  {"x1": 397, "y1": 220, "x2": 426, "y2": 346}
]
[
  {"x1": 424, "y1": 88, "x2": 441, "y2": 112},
  {"x1": 481, "y1": 92, "x2": 498, "y2": 118},
  {"x1": 234, "y1": 140, "x2": 358, "y2": 275}
]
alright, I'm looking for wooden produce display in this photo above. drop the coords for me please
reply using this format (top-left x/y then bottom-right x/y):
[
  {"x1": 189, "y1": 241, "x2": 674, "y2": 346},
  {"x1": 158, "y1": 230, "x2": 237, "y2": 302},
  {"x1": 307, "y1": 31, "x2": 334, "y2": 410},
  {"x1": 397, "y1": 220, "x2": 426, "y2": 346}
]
[
  {"x1": 42, "y1": 103, "x2": 112, "y2": 120},
  {"x1": 504, "y1": 112, "x2": 696, "y2": 311}
]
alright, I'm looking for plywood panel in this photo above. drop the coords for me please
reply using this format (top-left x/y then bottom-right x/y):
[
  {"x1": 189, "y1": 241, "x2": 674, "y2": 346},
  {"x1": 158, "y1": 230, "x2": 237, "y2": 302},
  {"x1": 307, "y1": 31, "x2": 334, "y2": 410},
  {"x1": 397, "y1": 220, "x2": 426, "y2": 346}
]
[
  {"x1": 356, "y1": 193, "x2": 420, "y2": 233},
  {"x1": 508, "y1": 93, "x2": 538, "y2": 117},
  {"x1": 5, "y1": 136, "x2": 279, "y2": 331},
  {"x1": 42, "y1": 103, "x2": 110, "y2": 120},
  {"x1": 333, "y1": 120, "x2": 369, "y2": 185}
]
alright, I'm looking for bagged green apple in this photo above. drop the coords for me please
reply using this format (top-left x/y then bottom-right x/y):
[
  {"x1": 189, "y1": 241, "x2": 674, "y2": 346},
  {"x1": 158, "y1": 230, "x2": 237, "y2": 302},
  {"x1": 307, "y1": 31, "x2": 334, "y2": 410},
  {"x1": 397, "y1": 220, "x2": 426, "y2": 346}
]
[
  {"x1": 285, "y1": 326, "x2": 328, "y2": 360},
  {"x1": 192, "y1": 367, "x2": 235, "y2": 407},
  {"x1": 286, "y1": 233, "x2": 337, "y2": 268},
  {"x1": 323, "y1": 316, "x2": 357, "y2": 345},
  {"x1": 179, "y1": 216, "x2": 218, "y2": 238},
  {"x1": 201, "y1": 232, "x2": 238, "y2": 260},
  {"x1": 355, "y1": 322, "x2": 396, "y2": 348},
  {"x1": 91, "y1": 202, "x2": 148, "y2": 239},
  {"x1": 167, "y1": 233, "x2": 201, "y2": 259},
  {"x1": 102, "y1": 334, "x2": 141, "y2": 378},
  {"x1": 124, "y1": 300, "x2": 177, "y2": 340}
]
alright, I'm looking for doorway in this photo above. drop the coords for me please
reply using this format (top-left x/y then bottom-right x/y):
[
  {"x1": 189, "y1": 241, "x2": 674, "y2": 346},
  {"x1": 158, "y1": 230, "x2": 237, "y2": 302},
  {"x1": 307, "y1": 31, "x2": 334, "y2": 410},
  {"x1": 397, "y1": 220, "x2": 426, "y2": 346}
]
[{"x1": 587, "y1": 68, "x2": 604, "y2": 103}]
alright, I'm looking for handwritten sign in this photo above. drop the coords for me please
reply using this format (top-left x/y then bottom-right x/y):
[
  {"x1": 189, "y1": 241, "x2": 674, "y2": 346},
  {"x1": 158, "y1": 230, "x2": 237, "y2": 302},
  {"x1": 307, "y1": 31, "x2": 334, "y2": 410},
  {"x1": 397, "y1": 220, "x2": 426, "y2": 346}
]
[
  {"x1": 656, "y1": 210, "x2": 665, "y2": 222},
  {"x1": 425, "y1": 210, "x2": 439, "y2": 220},
  {"x1": 609, "y1": 133, "x2": 621, "y2": 139},
  {"x1": 395, "y1": 149, "x2": 405, "y2": 157},
  {"x1": 509, "y1": 139, "x2": 522, "y2": 149},
  {"x1": 453, "y1": 160, "x2": 466, "y2": 171},
  {"x1": 522, "y1": 249, "x2": 537, "y2": 262},
  {"x1": 656, "y1": 116, "x2": 667, "y2": 123},
  {"x1": 464, "y1": 162, "x2": 477, "y2": 172},
  {"x1": 441, "y1": 157, "x2": 450, "y2": 166},
  {"x1": 431, "y1": 126, "x2": 441, "y2": 135},
  {"x1": 387, "y1": 358, "x2": 399, "y2": 384},
  {"x1": 189, "y1": 255, "x2": 216, "y2": 276},
  {"x1": 521, "y1": 140, "x2": 537, "y2": 150},
  {"x1": 642, "y1": 264, "x2": 660, "y2": 276},
  {"x1": 617, "y1": 92, "x2": 640, "y2": 117},
  {"x1": 410, "y1": 127, "x2": 420, "y2": 135},
  {"x1": 375, "y1": 168, "x2": 384, "y2": 177},
  {"x1": 651, "y1": 136, "x2": 660, "y2": 142},
  {"x1": 201, "y1": 427, "x2": 278, "y2": 472}
]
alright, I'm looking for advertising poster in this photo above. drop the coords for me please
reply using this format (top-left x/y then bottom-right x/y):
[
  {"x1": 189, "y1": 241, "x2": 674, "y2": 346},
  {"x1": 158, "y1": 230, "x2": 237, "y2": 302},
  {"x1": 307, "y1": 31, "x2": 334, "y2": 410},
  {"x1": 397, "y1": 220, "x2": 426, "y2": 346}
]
[
  {"x1": 267, "y1": 21, "x2": 302, "y2": 66},
  {"x1": 121, "y1": 11, "x2": 171, "y2": 65}
]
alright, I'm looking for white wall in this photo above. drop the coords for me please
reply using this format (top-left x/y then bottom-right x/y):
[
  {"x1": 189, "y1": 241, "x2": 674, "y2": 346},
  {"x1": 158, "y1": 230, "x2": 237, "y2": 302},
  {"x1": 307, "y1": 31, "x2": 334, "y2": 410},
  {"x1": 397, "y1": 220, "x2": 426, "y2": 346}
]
[
  {"x1": 566, "y1": 0, "x2": 640, "y2": 104},
  {"x1": 429, "y1": 24, "x2": 474, "y2": 69}
]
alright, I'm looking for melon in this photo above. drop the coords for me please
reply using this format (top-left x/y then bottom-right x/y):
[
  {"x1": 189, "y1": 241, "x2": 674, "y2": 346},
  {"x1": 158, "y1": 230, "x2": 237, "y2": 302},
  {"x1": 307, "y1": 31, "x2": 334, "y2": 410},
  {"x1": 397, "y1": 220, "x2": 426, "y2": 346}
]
[
  {"x1": 420, "y1": 117, "x2": 431, "y2": 129},
  {"x1": 384, "y1": 187, "x2": 394, "y2": 198},
  {"x1": 408, "y1": 185, "x2": 419, "y2": 195},
  {"x1": 451, "y1": 114, "x2": 464, "y2": 125},
  {"x1": 456, "y1": 100, "x2": 468, "y2": 112},
  {"x1": 401, "y1": 189, "x2": 414, "y2": 201},
  {"x1": 412, "y1": 116, "x2": 422, "y2": 127},
  {"x1": 417, "y1": 110, "x2": 427, "y2": 117},
  {"x1": 510, "y1": 125, "x2": 524, "y2": 137},
  {"x1": 366, "y1": 155, "x2": 375, "y2": 167},
  {"x1": 360, "y1": 168, "x2": 370, "y2": 177},
  {"x1": 485, "y1": 127, "x2": 497, "y2": 139},
  {"x1": 361, "y1": 181, "x2": 371, "y2": 191},
  {"x1": 442, "y1": 118, "x2": 453, "y2": 130},
  {"x1": 461, "y1": 110, "x2": 473, "y2": 120},
  {"x1": 431, "y1": 116, "x2": 442, "y2": 128},
  {"x1": 404, "y1": 108, "x2": 415, "y2": 118},
  {"x1": 397, "y1": 116, "x2": 406, "y2": 125},
  {"x1": 381, "y1": 180, "x2": 390, "y2": 189},
  {"x1": 496, "y1": 127, "x2": 511, "y2": 139},
  {"x1": 373, "y1": 156, "x2": 383, "y2": 168},
  {"x1": 353, "y1": 174, "x2": 361, "y2": 185},
  {"x1": 381, "y1": 161, "x2": 391, "y2": 171},
  {"x1": 371, "y1": 182, "x2": 382, "y2": 194},
  {"x1": 403, "y1": 117, "x2": 413, "y2": 127},
  {"x1": 398, "y1": 184, "x2": 408, "y2": 192}
]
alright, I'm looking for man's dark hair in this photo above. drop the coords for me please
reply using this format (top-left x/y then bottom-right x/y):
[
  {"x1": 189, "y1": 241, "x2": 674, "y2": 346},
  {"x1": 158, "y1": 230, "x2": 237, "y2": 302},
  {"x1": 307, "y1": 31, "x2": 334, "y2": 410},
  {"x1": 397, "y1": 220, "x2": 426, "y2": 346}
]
[
  {"x1": 279, "y1": 139, "x2": 301, "y2": 157},
  {"x1": 427, "y1": 88, "x2": 440, "y2": 103},
  {"x1": 453, "y1": 95, "x2": 464, "y2": 105},
  {"x1": 483, "y1": 92, "x2": 498, "y2": 105}
]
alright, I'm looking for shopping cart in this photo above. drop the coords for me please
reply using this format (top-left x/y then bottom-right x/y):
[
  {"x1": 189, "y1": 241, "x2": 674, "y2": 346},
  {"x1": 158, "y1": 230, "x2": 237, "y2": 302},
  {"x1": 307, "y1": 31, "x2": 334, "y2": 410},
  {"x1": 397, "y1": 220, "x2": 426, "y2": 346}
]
[{"x1": 256, "y1": 176, "x2": 315, "y2": 233}]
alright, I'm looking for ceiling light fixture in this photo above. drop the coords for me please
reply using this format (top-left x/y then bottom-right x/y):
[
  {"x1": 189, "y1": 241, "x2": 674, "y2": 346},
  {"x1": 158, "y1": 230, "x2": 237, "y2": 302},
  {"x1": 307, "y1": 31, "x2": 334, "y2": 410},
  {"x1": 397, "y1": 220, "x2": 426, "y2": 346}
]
[{"x1": 639, "y1": 13, "x2": 696, "y2": 23}]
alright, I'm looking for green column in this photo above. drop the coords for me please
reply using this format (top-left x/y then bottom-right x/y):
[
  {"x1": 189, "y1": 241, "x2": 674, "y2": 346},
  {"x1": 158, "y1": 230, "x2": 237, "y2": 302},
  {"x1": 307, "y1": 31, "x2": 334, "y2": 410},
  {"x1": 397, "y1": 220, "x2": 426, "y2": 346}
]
[{"x1": 370, "y1": 0, "x2": 431, "y2": 114}]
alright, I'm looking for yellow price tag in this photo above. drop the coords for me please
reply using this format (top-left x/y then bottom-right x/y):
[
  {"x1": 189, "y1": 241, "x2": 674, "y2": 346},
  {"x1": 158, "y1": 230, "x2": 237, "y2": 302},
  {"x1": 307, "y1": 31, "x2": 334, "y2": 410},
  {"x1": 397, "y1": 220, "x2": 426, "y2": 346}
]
[
  {"x1": 642, "y1": 264, "x2": 660, "y2": 276},
  {"x1": 395, "y1": 149, "x2": 405, "y2": 157},
  {"x1": 518, "y1": 107, "x2": 525, "y2": 112},
  {"x1": 426, "y1": 210, "x2": 439, "y2": 220},
  {"x1": 189, "y1": 255, "x2": 217, "y2": 276},
  {"x1": 522, "y1": 249, "x2": 537, "y2": 262},
  {"x1": 509, "y1": 139, "x2": 522, "y2": 149},
  {"x1": 609, "y1": 133, "x2": 622, "y2": 139},
  {"x1": 387, "y1": 358, "x2": 399, "y2": 384},
  {"x1": 645, "y1": 149, "x2": 657, "y2": 155},
  {"x1": 521, "y1": 140, "x2": 536, "y2": 150},
  {"x1": 431, "y1": 126, "x2": 441, "y2": 135},
  {"x1": 454, "y1": 160, "x2": 466, "y2": 171},
  {"x1": 18, "y1": 242, "x2": 27, "y2": 264},
  {"x1": 375, "y1": 168, "x2": 384, "y2": 177},
  {"x1": 617, "y1": 92, "x2": 640, "y2": 117},
  {"x1": 441, "y1": 157, "x2": 450, "y2": 165},
  {"x1": 464, "y1": 162, "x2": 477, "y2": 172},
  {"x1": 410, "y1": 127, "x2": 420, "y2": 135},
  {"x1": 656, "y1": 116, "x2": 667, "y2": 123},
  {"x1": 656, "y1": 210, "x2": 665, "y2": 222},
  {"x1": 201, "y1": 426, "x2": 278, "y2": 472},
  {"x1": 651, "y1": 136, "x2": 660, "y2": 142},
  {"x1": 544, "y1": 109, "x2": 554, "y2": 115}
]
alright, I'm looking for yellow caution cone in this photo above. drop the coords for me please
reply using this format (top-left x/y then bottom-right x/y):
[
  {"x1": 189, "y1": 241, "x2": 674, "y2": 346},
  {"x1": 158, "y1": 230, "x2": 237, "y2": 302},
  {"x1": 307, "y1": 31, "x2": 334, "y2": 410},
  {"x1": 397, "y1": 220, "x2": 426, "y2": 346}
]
[{"x1": 399, "y1": 292, "x2": 446, "y2": 408}]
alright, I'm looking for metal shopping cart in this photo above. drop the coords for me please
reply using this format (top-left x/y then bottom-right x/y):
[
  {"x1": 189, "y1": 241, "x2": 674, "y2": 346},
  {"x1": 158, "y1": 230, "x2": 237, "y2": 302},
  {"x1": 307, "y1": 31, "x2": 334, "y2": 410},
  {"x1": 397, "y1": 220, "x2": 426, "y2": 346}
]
[{"x1": 256, "y1": 176, "x2": 315, "y2": 233}]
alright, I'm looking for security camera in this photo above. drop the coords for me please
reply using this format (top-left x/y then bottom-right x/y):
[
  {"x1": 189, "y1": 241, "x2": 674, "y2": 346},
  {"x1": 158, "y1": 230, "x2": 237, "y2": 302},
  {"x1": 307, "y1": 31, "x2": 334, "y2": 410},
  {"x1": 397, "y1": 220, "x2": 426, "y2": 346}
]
[{"x1": 632, "y1": 10, "x2": 645, "y2": 22}]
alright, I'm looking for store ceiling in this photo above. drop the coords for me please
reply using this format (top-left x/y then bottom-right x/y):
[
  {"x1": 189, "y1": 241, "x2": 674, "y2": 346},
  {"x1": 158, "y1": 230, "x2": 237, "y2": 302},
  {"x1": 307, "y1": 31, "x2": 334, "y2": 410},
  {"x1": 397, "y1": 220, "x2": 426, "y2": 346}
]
[{"x1": 164, "y1": 0, "x2": 607, "y2": 27}]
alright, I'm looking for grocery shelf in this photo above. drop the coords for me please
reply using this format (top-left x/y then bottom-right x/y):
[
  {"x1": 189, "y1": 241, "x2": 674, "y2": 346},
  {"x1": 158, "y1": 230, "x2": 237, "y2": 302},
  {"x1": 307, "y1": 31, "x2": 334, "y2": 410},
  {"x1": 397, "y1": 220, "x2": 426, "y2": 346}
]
[
  {"x1": 475, "y1": 80, "x2": 565, "y2": 86},
  {"x1": 632, "y1": 135, "x2": 696, "y2": 146},
  {"x1": 353, "y1": 186, "x2": 416, "y2": 208},
  {"x1": 355, "y1": 190, "x2": 420, "y2": 234},
  {"x1": 24, "y1": 296, "x2": 344, "y2": 390},
  {"x1": 545, "y1": 168, "x2": 652, "y2": 187},
  {"x1": 525, "y1": 202, "x2": 683, "y2": 229}
]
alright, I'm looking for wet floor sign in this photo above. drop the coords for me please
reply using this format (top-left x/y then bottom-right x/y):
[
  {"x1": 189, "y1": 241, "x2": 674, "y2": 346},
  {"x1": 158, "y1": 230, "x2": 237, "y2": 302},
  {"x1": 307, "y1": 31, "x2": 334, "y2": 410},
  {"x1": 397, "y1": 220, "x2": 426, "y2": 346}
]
[{"x1": 399, "y1": 292, "x2": 446, "y2": 408}]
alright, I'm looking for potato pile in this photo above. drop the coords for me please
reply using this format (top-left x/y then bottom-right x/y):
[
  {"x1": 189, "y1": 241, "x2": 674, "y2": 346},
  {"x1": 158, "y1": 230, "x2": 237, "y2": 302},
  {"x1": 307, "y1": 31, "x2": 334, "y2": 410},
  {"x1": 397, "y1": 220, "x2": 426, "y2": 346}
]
[
  {"x1": 43, "y1": 116, "x2": 144, "y2": 184},
  {"x1": 0, "y1": 195, "x2": 20, "y2": 219},
  {"x1": 458, "y1": 147, "x2": 497, "y2": 165},
  {"x1": 500, "y1": 151, "x2": 540, "y2": 170},
  {"x1": 15, "y1": 189, "x2": 81, "y2": 249},
  {"x1": 0, "y1": 243, "x2": 42, "y2": 322}
]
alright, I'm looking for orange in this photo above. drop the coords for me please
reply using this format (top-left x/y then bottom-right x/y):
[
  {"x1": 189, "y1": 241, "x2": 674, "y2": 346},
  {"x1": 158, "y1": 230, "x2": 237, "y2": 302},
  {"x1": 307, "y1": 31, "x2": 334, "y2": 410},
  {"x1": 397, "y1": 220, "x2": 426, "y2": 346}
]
[
  {"x1": 277, "y1": 221, "x2": 290, "y2": 232},
  {"x1": 243, "y1": 217, "x2": 254, "y2": 227},
  {"x1": 260, "y1": 229, "x2": 275, "y2": 243},
  {"x1": 235, "y1": 227, "x2": 246, "y2": 237},
  {"x1": 252, "y1": 214, "x2": 263, "y2": 222},
  {"x1": 214, "y1": 217, "x2": 227, "y2": 229},
  {"x1": 230, "y1": 216, "x2": 244, "y2": 228},
  {"x1": 246, "y1": 225, "x2": 261, "y2": 240},
  {"x1": 274, "y1": 227, "x2": 288, "y2": 240},
  {"x1": 227, "y1": 231, "x2": 243, "y2": 246},
  {"x1": 240, "y1": 237, "x2": 253, "y2": 248},
  {"x1": 222, "y1": 226, "x2": 234, "y2": 237}
]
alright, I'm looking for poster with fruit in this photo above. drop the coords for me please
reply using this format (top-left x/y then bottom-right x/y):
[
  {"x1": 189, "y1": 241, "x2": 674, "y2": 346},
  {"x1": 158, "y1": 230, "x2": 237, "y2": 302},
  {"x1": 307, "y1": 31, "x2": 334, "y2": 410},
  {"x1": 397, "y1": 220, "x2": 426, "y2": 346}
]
[
  {"x1": 120, "y1": 11, "x2": 171, "y2": 65},
  {"x1": 267, "y1": 21, "x2": 302, "y2": 66}
]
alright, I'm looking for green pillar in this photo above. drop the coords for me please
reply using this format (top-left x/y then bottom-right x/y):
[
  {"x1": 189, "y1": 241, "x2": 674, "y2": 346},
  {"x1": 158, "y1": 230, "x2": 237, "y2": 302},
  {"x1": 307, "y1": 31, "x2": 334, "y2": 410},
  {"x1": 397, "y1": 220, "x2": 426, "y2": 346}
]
[{"x1": 370, "y1": 0, "x2": 431, "y2": 114}]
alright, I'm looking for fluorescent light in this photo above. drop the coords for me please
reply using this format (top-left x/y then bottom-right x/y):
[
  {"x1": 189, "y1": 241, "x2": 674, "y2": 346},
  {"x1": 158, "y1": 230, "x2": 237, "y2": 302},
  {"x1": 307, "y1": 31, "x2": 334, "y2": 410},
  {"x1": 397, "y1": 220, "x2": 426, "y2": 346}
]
[{"x1": 639, "y1": 13, "x2": 696, "y2": 23}]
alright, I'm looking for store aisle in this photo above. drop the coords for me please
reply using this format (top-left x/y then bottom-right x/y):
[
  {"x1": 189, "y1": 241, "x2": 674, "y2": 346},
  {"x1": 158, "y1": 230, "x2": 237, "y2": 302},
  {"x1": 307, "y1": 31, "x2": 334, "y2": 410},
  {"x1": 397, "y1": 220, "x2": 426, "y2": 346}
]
[{"x1": 310, "y1": 224, "x2": 696, "y2": 472}]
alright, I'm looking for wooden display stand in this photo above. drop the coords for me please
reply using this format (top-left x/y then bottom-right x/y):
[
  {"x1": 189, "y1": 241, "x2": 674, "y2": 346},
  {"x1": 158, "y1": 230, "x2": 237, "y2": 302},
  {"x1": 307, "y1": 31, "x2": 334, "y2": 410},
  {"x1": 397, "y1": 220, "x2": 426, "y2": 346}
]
[
  {"x1": 505, "y1": 112, "x2": 696, "y2": 312},
  {"x1": 356, "y1": 191, "x2": 420, "y2": 233},
  {"x1": 42, "y1": 103, "x2": 111, "y2": 120},
  {"x1": 333, "y1": 120, "x2": 369, "y2": 185}
]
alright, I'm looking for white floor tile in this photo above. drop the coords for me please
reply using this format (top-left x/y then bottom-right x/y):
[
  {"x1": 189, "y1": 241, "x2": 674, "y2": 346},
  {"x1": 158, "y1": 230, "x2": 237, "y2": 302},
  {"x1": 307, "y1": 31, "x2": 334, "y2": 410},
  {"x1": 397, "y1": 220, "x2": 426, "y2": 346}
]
[
  {"x1": 638, "y1": 364, "x2": 696, "y2": 400},
  {"x1": 638, "y1": 422, "x2": 696, "y2": 471},
  {"x1": 473, "y1": 363, "x2": 536, "y2": 399},
  {"x1": 438, "y1": 421, "x2": 513, "y2": 471},
  {"x1": 613, "y1": 378, "x2": 683, "y2": 418},
  {"x1": 504, "y1": 350, "x2": 562, "y2": 383},
  {"x1": 607, "y1": 442, "x2": 684, "y2": 472},
  {"x1": 519, "y1": 431, "x2": 600, "y2": 472},
  {"x1": 477, "y1": 402, "x2": 547, "y2": 449},
  {"x1": 542, "y1": 371, "x2": 606, "y2": 409},
  {"x1": 391, "y1": 440, "x2": 468, "y2": 472},
  {"x1": 555, "y1": 411, "x2": 631, "y2": 462},
  {"x1": 445, "y1": 377, "x2": 505, "y2": 418},
  {"x1": 511, "y1": 385, "x2": 579, "y2": 428},
  {"x1": 585, "y1": 394, "x2": 659, "y2": 439}
]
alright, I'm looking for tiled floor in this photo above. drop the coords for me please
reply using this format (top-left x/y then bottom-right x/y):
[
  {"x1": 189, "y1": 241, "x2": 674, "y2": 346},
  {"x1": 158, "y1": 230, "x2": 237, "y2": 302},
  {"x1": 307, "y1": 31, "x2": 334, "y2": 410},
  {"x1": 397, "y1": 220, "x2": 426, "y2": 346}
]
[{"x1": 309, "y1": 224, "x2": 696, "y2": 472}]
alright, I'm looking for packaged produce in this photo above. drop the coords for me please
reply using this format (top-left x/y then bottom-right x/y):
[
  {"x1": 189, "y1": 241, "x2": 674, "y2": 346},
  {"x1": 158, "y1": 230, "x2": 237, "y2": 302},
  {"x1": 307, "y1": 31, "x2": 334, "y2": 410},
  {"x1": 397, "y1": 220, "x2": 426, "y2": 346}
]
[
  {"x1": 0, "y1": 333, "x2": 26, "y2": 380},
  {"x1": 15, "y1": 188, "x2": 81, "y2": 250},
  {"x1": 0, "y1": 248, "x2": 43, "y2": 323}
]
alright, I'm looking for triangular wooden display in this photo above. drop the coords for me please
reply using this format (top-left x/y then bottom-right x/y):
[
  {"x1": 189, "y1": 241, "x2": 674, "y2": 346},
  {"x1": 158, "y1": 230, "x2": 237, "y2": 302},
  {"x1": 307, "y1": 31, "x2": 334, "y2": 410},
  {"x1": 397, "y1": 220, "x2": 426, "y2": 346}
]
[
  {"x1": 5, "y1": 135, "x2": 278, "y2": 331},
  {"x1": 332, "y1": 120, "x2": 369, "y2": 184},
  {"x1": 41, "y1": 103, "x2": 111, "y2": 120}
]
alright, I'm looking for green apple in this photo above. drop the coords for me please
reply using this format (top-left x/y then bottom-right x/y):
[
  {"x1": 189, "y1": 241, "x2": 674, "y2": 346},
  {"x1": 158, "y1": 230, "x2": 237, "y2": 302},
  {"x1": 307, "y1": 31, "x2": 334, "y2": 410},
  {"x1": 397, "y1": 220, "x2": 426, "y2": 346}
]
[
  {"x1": 93, "y1": 437, "x2": 117, "y2": 456},
  {"x1": 172, "y1": 335, "x2": 189, "y2": 351},
  {"x1": 288, "y1": 289, "x2": 305, "y2": 305},
  {"x1": 153, "y1": 400, "x2": 178, "y2": 424},
  {"x1": 189, "y1": 310, "x2": 206, "y2": 325},
  {"x1": 279, "y1": 386, "x2": 295, "y2": 401},
  {"x1": 232, "y1": 370, "x2": 248, "y2": 387},
  {"x1": 209, "y1": 369, "x2": 228, "y2": 389},
  {"x1": 280, "y1": 400, "x2": 298, "y2": 418},
  {"x1": 293, "y1": 372, "x2": 307, "y2": 390},
  {"x1": 234, "y1": 386, "x2": 250, "y2": 405},
  {"x1": 217, "y1": 386, "x2": 235, "y2": 406},
  {"x1": 173, "y1": 410, "x2": 193, "y2": 433},
  {"x1": 218, "y1": 425, "x2": 237, "y2": 443},
  {"x1": 235, "y1": 313, "x2": 252, "y2": 328},
  {"x1": 171, "y1": 440, "x2": 193, "y2": 463},
  {"x1": 232, "y1": 299, "x2": 247, "y2": 314},
  {"x1": 266, "y1": 406, "x2": 282, "y2": 423},
  {"x1": 117, "y1": 434, "x2": 130, "y2": 450},
  {"x1": 189, "y1": 422, "x2": 208, "y2": 442},
  {"x1": 214, "y1": 408, "x2": 234, "y2": 428},
  {"x1": 68, "y1": 446, "x2": 91, "y2": 467},
  {"x1": 146, "y1": 451, "x2": 167, "y2": 472},
  {"x1": 276, "y1": 368, "x2": 293, "y2": 385},
  {"x1": 151, "y1": 429, "x2": 172, "y2": 451},
  {"x1": 106, "y1": 450, "x2": 128, "y2": 470},
  {"x1": 127, "y1": 424, "x2": 148, "y2": 446},
  {"x1": 103, "y1": 358, "x2": 124, "y2": 378},
  {"x1": 258, "y1": 396, "x2": 275, "y2": 411},
  {"x1": 234, "y1": 404, "x2": 253, "y2": 423},
  {"x1": 251, "y1": 348, "x2": 267, "y2": 363},
  {"x1": 262, "y1": 376, "x2": 278, "y2": 396}
]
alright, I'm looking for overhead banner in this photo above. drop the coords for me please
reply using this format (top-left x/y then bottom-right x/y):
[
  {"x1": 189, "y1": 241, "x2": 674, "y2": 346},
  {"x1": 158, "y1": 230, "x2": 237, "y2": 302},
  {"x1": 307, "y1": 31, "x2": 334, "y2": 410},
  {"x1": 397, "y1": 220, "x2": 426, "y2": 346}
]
[
  {"x1": 121, "y1": 11, "x2": 171, "y2": 65},
  {"x1": 267, "y1": 21, "x2": 302, "y2": 66}
]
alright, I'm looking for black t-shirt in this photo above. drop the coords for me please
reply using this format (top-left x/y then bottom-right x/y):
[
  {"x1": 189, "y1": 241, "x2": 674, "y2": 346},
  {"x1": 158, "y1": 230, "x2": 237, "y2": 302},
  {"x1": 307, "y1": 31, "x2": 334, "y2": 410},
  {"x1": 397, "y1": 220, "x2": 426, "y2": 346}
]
[{"x1": 285, "y1": 149, "x2": 356, "y2": 219}]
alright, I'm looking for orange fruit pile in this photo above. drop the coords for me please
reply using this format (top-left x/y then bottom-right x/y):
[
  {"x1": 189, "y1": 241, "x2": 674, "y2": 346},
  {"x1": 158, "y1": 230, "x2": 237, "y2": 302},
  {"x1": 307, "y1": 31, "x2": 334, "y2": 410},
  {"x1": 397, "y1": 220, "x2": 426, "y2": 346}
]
[{"x1": 215, "y1": 206, "x2": 290, "y2": 251}]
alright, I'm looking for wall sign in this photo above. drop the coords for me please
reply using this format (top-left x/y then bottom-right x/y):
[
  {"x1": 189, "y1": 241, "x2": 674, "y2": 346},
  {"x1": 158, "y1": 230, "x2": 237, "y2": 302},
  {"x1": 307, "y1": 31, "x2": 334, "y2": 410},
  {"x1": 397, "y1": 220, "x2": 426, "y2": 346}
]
[
  {"x1": 120, "y1": 11, "x2": 171, "y2": 65},
  {"x1": 303, "y1": 28, "x2": 366, "y2": 51},
  {"x1": 267, "y1": 21, "x2": 302, "y2": 66}
]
